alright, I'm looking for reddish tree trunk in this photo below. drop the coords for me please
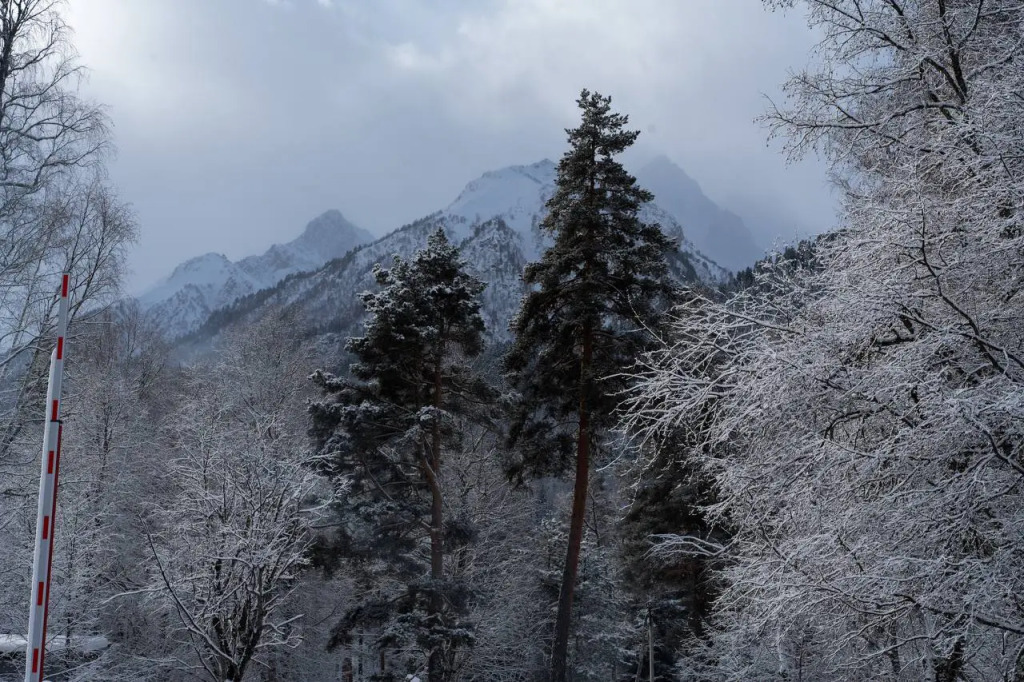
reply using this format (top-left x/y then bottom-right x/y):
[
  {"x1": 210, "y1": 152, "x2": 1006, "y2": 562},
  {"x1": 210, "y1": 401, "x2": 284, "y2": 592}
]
[{"x1": 549, "y1": 321, "x2": 593, "y2": 682}]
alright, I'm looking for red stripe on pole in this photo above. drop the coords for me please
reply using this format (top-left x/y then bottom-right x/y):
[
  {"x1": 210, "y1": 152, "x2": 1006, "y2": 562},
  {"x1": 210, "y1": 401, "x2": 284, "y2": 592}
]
[
  {"x1": 39, "y1": 421, "x2": 64, "y2": 681},
  {"x1": 31, "y1": 278, "x2": 67, "y2": 682}
]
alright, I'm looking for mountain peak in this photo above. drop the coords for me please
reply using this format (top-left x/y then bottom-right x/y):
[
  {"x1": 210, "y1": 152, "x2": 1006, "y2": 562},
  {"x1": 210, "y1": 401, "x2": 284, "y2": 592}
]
[
  {"x1": 475, "y1": 159, "x2": 556, "y2": 186},
  {"x1": 153, "y1": 158, "x2": 737, "y2": 346},
  {"x1": 297, "y1": 209, "x2": 363, "y2": 244},
  {"x1": 645, "y1": 153, "x2": 676, "y2": 169},
  {"x1": 287, "y1": 209, "x2": 374, "y2": 263},
  {"x1": 444, "y1": 160, "x2": 557, "y2": 254},
  {"x1": 137, "y1": 252, "x2": 238, "y2": 309},
  {"x1": 304, "y1": 208, "x2": 348, "y2": 231},
  {"x1": 636, "y1": 157, "x2": 763, "y2": 271},
  {"x1": 640, "y1": 155, "x2": 701, "y2": 193},
  {"x1": 170, "y1": 252, "x2": 231, "y2": 276},
  {"x1": 139, "y1": 211, "x2": 373, "y2": 333},
  {"x1": 524, "y1": 158, "x2": 556, "y2": 173}
]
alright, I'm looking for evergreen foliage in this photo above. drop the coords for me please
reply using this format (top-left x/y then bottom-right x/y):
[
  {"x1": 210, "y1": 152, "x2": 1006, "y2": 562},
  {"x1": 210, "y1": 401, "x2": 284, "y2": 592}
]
[
  {"x1": 505, "y1": 90, "x2": 675, "y2": 480},
  {"x1": 620, "y1": 432, "x2": 726, "y2": 680},
  {"x1": 504, "y1": 89, "x2": 676, "y2": 681},
  {"x1": 618, "y1": 286, "x2": 734, "y2": 680},
  {"x1": 18, "y1": 2, "x2": 1024, "y2": 679},
  {"x1": 309, "y1": 229, "x2": 495, "y2": 681}
]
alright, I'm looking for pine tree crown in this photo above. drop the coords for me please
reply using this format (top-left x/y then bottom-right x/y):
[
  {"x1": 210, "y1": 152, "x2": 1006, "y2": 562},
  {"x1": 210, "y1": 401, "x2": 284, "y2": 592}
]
[{"x1": 503, "y1": 89, "x2": 677, "y2": 480}]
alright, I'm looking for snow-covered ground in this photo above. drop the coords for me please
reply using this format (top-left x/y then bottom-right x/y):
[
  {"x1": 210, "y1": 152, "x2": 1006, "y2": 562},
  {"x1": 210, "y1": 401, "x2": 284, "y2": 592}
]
[
  {"x1": 0, "y1": 633, "x2": 109, "y2": 654},
  {"x1": 0, "y1": 634, "x2": 110, "y2": 681}
]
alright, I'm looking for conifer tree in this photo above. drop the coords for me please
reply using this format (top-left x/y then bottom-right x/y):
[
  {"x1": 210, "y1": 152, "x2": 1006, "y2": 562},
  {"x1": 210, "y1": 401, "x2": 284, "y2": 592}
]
[
  {"x1": 620, "y1": 286, "x2": 735, "y2": 679},
  {"x1": 504, "y1": 89, "x2": 675, "y2": 682},
  {"x1": 309, "y1": 228, "x2": 493, "y2": 682},
  {"x1": 620, "y1": 432, "x2": 725, "y2": 679}
]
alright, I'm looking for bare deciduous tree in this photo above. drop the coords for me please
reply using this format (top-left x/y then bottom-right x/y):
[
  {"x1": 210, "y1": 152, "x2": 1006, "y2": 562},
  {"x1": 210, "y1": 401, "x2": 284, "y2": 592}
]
[{"x1": 144, "y1": 315, "x2": 320, "y2": 682}]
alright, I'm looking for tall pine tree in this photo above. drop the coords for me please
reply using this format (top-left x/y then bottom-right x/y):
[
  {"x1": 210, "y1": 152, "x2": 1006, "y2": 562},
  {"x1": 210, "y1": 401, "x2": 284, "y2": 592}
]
[
  {"x1": 504, "y1": 89, "x2": 675, "y2": 682},
  {"x1": 309, "y1": 228, "x2": 494, "y2": 682}
]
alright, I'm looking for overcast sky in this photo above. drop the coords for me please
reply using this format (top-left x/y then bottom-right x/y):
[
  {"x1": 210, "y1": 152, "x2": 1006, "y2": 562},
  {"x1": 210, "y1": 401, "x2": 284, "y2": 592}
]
[{"x1": 64, "y1": 0, "x2": 834, "y2": 293}]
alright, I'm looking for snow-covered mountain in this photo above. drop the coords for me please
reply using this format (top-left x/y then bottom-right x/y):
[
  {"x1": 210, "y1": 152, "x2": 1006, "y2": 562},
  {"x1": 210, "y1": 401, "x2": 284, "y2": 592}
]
[
  {"x1": 139, "y1": 210, "x2": 373, "y2": 333},
  {"x1": 443, "y1": 159, "x2": 725, "y2": 277},
  {"x1": 636, "y1": 155, "x2": 764, "y2": 272},
  {"x1": 177, "y1": 159, "x2": 727, "y2": 354}
]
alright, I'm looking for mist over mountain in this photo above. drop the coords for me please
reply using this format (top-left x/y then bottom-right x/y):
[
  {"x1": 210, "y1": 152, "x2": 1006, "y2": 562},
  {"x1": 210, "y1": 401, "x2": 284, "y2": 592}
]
[
  {"x1": 140, "y1": 155, "x2": 791, "y2": 355},
  {"x1": 635, "y1": 155, "x2": 765, "y2": 271}
]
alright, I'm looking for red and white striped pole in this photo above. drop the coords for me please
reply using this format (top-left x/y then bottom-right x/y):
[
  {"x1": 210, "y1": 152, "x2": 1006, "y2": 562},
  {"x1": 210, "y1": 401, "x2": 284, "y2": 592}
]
[{"x1": 24, "y1": 273, "x2": 70, "y2": 682}]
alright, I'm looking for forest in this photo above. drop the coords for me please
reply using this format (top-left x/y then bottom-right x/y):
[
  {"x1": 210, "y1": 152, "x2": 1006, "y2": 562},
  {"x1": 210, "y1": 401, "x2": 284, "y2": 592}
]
[{"x1": 0, "y1": 0, "x2": 1022, "y2": 681}]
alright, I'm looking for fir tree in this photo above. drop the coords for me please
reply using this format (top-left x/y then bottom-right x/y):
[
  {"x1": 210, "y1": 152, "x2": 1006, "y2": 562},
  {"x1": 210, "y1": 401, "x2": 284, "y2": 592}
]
[
  {"x1": 504, "y1": 89, "x2": 675, "y2": 682},
  {"x1": 309, "y1": 228, "x2": 494, "y2": 682}
]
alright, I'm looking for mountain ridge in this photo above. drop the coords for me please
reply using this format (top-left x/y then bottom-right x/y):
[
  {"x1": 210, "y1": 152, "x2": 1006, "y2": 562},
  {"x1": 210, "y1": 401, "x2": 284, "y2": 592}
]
[
  {"x1": 636, "y1": 155, "x2": 764, "y2": 271},
  {"x1": 138, "y1": 209, "x2": 374, "y2": 333},
  {"x1": 172, "y1": 159, "x2": 729, "y2": 355}
]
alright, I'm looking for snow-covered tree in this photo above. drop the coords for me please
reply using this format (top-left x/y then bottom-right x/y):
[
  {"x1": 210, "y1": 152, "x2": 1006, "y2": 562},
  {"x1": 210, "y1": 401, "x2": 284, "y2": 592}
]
[
  {"x1": 626, "y1": 1, "x2": 1024, "y2": 679},
  {"x1": 40, "y1": 305, "x2": 172, "y2": 680},
  {"x1": 0, "y1": 0, "x2": 129, "y2": 453},
  {"x1": 144, "y1": 314, "x2": 318, "y2": 682},
  {"x1": 0, "y1": 1, "x2": 135, "y2": 671},
  {"x1": 619, "y1": 429, "x2": 726, "y2": 680},
  {"x1": 433, "y1": 424, "x2": 547, "y2": 682},
  {"x1": 504, "y1": 89, "x2": 675, "y2": 682},
  {"x1": 535, "y1": 484, "x2": 642, "y2": 682},
  {"x1": 309, "y1": 228, "x2": 495, "y2": 681}
]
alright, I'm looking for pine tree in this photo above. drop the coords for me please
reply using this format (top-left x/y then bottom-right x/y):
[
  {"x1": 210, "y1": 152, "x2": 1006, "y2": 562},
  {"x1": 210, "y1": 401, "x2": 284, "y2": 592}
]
[
  {"x1": 504, "y1": 89, "x2": 675, "y2": 682},
  {"x1": 309, "y1": 228, "x2": 493, "y2": 682}
]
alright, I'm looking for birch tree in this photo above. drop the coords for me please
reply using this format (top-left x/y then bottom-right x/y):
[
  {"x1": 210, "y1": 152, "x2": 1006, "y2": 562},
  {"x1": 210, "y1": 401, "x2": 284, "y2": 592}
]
[
  {"x1": 0, "y1": 0, "x2": 117, "y2": 438},
  {"x1": 0, "y1": 0, "x2": 135, "y2": 656}
]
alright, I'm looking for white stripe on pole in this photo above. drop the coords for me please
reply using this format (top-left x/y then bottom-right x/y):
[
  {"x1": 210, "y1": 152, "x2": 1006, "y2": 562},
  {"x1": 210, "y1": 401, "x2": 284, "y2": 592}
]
[{"x1": 24, "y1": 273, "x2": 70, "y2": 682}]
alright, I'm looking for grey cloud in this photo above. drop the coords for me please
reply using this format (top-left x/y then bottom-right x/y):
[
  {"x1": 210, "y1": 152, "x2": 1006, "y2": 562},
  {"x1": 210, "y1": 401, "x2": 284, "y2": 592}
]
[{"x1": 66, "y1": 0, "x2": 834, "y2": 292}]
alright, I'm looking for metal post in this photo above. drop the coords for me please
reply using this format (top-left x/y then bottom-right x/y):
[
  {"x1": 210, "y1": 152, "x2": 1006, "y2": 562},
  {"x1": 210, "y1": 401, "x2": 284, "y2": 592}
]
[
  {"x1": 24, "y1": 274, "x2": 70, "y2": 682},
  {"x1": 648, "y1": 604, "x2": 655, "y2": 682}
]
